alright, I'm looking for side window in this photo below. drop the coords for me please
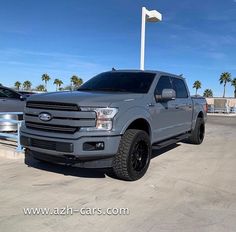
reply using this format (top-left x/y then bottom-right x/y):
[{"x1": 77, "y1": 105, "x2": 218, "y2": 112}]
[
  {"x1": 0, "y1": 88, "x2": 20, "y2": 99},
  {"x1": 171, "y1": 78, "x2": 188, "y2": 98},
  {"x1": 154, "y1": 76, "x2": 173, "y2": 101},
  {"x1": 0, "y1": 89, "x2": 8, "y2": 98},
  {"x1": 155, "y1": 76, "x2": 172, "y2": 95}
]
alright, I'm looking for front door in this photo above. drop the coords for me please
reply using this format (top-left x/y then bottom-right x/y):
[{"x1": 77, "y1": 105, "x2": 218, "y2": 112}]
[
  {"x1": 151, "y1": 76, "x2": 178, "y2": 142},
  {"x1": 0, "y1": 88, "x2": 25, "y2": 112}
]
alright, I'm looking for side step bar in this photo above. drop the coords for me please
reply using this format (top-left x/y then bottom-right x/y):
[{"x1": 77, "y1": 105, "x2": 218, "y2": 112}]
[{"x1": 152, "y1": 133, "x2": 190, "y2": 150}]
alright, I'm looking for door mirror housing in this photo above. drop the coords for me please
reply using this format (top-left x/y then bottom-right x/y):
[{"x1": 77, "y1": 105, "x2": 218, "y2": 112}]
[
  {"x1": 20, "y1": 95, "x2": 26, "y2": 101},
  {"x1": 156, "y1": 89, "x2": 176, "y2": 102}
]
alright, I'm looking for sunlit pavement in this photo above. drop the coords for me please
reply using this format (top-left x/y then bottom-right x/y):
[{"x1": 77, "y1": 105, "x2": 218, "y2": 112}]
[{"x1": 0, "y1": 116, "x2": 235, "y2": 232}]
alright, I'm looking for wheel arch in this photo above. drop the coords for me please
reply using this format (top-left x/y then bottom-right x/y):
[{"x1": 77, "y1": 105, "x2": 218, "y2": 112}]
[
  {"x1": 197, "y1": 111, "x2": 204, "y2": 119},
  {"x1": 121, "y1": 117, "x2": 151, "y2": 138},
  {"x1": 192, "y1": 110, "x2": 205, "y2": 131}
]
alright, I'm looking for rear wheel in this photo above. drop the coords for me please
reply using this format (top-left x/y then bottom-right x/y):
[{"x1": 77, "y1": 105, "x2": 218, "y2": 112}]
[
  {"x1": 112, "y1": 129, "x2": 151, "y2": 181},
  {"x1": 188, "y1": 118, "x2": 205, "y2": 144}
]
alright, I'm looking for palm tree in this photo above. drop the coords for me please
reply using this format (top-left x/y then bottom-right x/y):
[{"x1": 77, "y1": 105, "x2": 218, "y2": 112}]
[
  {"x1": 70, "y1": 75, "x2": 77, "y2": 88},
  {"x1": 14, "y1": 81, "x2": 21, "y2": 90},
  {"x1": 76, "y1": 78, "x2": 83, "y2": 87},
  {"x1": 203, "y1": 89, "x2": 213, "y2": 98},
  {"x1": 193, "y1": 80, "x2": 202, "y2": 95},
  {"x1": 23, "y1": 81, "x2": 32, "y2": 91},
  {"x1": 53, "y1": 79, "x2": 64, "y2": 91},
  {"x1": 41, "y1": 73, "x2": 50, "y2": 91},
  {"x1": 219, "y1": 72, "x2": 231, "y2": 98},
  {"x1": 231, "y1": 78, "x2": 236, "y2": 98},
  {"x1": 63, "y1": 85, "x2": 73, "y2": 91},
  {"x1": 71, "y1": 75, "x2": 83, "y2": 90},
  {"x1": 35, "y1": 84, "x2": 46, "y2": 92}
]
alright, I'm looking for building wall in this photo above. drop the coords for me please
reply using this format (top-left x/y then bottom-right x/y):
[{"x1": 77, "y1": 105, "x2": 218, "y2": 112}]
[{"x1": 206, "y1": 98, "x2": 236, "y2": 107}]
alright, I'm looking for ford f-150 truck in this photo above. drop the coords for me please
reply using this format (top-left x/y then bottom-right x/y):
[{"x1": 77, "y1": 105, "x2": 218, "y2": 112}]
[{"x1": 20, "y1": 70, "x2": 207, "y2": 181}]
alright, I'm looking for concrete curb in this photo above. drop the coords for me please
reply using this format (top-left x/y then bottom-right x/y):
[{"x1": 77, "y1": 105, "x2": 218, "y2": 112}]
[{"x1": 207, "y1": 113, "x2": 236, "y2": 117}]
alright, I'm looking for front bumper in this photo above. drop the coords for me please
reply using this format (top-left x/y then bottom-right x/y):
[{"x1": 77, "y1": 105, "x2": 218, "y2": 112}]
[{"x1": 20, "y1": 131, "x2": 121, "y2": 164}]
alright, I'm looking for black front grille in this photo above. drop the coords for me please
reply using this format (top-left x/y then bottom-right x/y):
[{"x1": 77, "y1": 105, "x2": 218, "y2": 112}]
[
  {"x1": 31, "y1": 138, "x2": 57, "y2": 150},
  {"x1": 27, "y1": 138, "x2": 73, "y2": 152},
  {"x1": 25, "y1": 122, "x2": 78, "y2": 134},
  {"x1": 26, "y1": 101, "x2": 79, "y2": 111}
]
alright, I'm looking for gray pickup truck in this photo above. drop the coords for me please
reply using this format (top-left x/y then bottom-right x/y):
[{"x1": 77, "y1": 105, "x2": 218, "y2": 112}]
[{"x1": 20, "y1": 70, "x2": 207, "y2": 181}]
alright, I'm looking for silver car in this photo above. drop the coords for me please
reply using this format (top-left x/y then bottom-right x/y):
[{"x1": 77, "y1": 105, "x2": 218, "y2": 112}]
[{"x1": 0, "y1": 86, "x2": 26, "y2": 131}]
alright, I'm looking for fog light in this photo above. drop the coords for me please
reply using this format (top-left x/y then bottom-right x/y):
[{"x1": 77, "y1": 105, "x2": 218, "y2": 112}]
[
  {"x1": 83, "y1": 142, "x2": 105, "y2": 151},
  {"x1": 96, "y1": 142, "x2": 104, "y2": 149}
]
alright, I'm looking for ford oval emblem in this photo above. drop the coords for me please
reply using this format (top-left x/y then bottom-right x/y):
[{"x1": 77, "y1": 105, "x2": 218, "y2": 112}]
[{"x1": 39, "y1": 112, "x2": 52, "y2": 122}]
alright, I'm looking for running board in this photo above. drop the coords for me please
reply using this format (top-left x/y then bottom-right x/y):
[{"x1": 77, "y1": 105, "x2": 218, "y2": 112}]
[{"x1": 152, "y1": 133, "x2": 190, "y2": 149}]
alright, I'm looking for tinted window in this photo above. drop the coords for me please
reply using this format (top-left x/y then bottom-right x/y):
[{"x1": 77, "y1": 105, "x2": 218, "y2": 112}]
[
  {"x1": 78, "y1": 72, "x2": 155, "y2": 93},
  {"x1": 171, "y1": 78, "x2": 188, "y2": 98},
  {"x1": 0, "y1": 90, "x2": 7, "y2": 98},
  {"x1": 0, "y1": 88, "x2": 20, "y2": 99},
  {"x1": 154, "y1": 76, "x2": 172, "y2": 96},
  {"x1": 0, "y1": 91, "x2": 7, "y2": 98}
]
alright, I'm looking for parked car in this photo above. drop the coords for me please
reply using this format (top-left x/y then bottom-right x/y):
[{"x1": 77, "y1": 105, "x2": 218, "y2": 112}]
[
  {"x1": 20, "y1": 70, "x2": 207, "y2": 181},
  {"x1": 18, "y1": 91, "x2": 36, "y2": 98},
  {"x1": 0, "y1": 86, "x2": 26, "y2": 131}
]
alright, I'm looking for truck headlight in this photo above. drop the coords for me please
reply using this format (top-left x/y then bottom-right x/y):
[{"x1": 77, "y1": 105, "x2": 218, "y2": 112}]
[{"x1": 80, "y1": 107, "x2": 118, "y2": 131}]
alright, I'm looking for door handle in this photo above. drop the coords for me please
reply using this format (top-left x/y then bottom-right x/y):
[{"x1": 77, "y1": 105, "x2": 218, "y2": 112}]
[{"x1": 176, "y1": 104, "x2": 189, "y2": 109}]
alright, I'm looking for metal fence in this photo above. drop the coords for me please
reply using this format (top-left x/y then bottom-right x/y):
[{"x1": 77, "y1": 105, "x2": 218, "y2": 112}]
[
  {"x1": 0, "y1": 112, "x2": 23, "y2": 152},
  {"x1": 207, "y1": 105, "x2": 236, "y2": 114}
]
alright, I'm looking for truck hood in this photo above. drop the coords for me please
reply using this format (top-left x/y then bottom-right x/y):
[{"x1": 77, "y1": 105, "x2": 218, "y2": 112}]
[{"x1": 28, "y1": 91, "x2": 144, "y2": 107}]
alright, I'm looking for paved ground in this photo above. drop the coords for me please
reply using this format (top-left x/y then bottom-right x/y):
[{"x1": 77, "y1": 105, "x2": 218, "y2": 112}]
[{"x1": 0, "y1": 116, "x2": 235, "y2": 232}]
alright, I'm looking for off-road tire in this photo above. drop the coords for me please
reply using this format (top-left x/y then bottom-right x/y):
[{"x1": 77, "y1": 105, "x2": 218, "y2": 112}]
[
  {"x1": 112, "y1": 129, "x2": 151, "y2": 181},
  {"x1": 188, "y1": 118, "x2": 205, "y2": 144}
]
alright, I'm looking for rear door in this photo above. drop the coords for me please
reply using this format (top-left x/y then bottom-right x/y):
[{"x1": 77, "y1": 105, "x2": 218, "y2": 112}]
[
  {"x1": 152, "y1": 76, "x2": 178, "y2": 141},
  {"x1": 170, "y1": 77, "x2": 192, "y2": 134}
]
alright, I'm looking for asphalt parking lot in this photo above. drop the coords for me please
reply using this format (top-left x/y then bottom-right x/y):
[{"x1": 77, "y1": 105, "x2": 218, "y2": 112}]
[{"x1": 0, "y1": 116, "x2": 235, "y2": 232}]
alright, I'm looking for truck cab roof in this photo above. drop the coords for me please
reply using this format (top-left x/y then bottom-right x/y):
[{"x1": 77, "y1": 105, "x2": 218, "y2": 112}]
[{"x1": 108, "y1": 69, "x2": 184, "y2": 79}]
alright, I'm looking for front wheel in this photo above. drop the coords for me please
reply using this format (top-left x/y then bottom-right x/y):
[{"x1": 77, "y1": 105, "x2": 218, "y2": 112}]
[
  {"x1": 188, "y1": 117, "x2": 205, "y2": 144},
  {"x1": 112, "y1": 129, "x2": 151, "y2": 181}
]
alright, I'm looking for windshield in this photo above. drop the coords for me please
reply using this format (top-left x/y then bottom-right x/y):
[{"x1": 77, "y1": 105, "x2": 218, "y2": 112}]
[{"x1": 78, "y1": 72, "x2": 155, "y2": 93}]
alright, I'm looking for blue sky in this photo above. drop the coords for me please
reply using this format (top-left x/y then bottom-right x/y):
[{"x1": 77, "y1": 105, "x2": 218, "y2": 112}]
[{"x1": 0, "y1": 0, "x2": 236, "y2": 96}]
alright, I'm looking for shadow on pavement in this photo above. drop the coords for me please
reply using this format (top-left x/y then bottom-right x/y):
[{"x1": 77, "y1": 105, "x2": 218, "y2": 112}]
[
  {"x1": 24, "y1": 143, "x2": 181, "y2": 179},
  {"x1": 24, "y1": 153, "x2": 107, "y2": 179}
]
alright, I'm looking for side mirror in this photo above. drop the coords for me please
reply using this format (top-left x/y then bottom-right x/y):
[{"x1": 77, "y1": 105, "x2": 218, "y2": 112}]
[
  {"x1": 156, "y1": 89, "x2": 176, "y2": 102},
  {"x1": 20, "y1": 95, "x2": 26, "y2": 101}
]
